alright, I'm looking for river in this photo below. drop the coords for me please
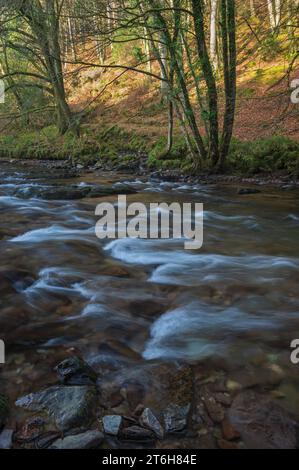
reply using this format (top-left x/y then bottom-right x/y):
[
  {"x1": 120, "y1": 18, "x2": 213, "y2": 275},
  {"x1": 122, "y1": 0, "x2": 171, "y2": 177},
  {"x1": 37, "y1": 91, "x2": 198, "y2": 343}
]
[{"x1": 0, "y1": 160, "x2": 299, "y2": 447}]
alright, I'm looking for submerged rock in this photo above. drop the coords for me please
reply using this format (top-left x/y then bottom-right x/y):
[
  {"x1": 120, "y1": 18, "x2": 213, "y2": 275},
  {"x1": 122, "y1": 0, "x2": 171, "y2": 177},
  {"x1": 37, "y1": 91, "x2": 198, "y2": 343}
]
[
  {"x1": 238, "y1": 188, "x2": 261, "y2": 195},
  {"x1": 120, "y1": 381, "x2": 145, "y2": 410},
  {"x1": 227, "y1": 364, "x2": 285, "y2": 389},
  {"x1": 0, "y1": 268, "x2": 36, "y2": 293},
  {"x1": 14, "y1": 186, "x2": 91, "y2": 200},
  {"x1": 50, "y1": 430, "x2": 103, "y2": 449},
  {"x1": 16, "y1": 385, "x2": 97, "y2": 431},
  {"x1": 221, "y1": 417, "x2": 240, "y2": 441},
  {"x1": 55, "y1": 356, "x2": 97, "y2": 385},
  {"x1": 199, "y1": 386, "x2": 225, "y2": 423},
  {"x1": 229, "y1": 390, "x2": 299, "y2": 449},
  {"x1": 140, "y1": 408, "x2": 164, "y2": 439},
  {"x1": 88, "y1": 184, "x2": 136, "y2": 197},
  {"x1": 13, "y1": 183, "x2": 136, "y2": 201},
  {"x1": 128, "y1": 299, "x2": 166, "y2": 317},
  {"x1": 163, "y1": 403, "x2": 191, "y2": 433},
  {"x1": 102, "y1": 415, "x2": 122, "y2": 436}
]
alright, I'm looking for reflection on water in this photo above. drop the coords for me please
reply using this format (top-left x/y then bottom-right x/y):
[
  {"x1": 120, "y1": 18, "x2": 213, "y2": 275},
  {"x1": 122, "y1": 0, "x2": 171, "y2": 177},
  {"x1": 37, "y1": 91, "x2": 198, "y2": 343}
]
[{"x1": 0, "y1": 161, "x2": 299, "y2": 413}]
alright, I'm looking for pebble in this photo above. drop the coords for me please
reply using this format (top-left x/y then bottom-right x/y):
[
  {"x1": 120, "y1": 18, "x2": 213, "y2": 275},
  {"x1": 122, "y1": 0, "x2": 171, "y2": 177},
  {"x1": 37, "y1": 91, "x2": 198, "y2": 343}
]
[{"x1": 102, "y1": 415, "x2": 122, "y2": 436}]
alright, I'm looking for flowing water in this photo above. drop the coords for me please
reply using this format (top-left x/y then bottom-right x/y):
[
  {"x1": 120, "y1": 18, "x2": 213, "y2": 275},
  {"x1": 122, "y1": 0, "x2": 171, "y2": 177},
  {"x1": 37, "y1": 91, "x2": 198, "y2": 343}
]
[{"x1": 0, "y1": 161, "x2": 299, "y2": 418}]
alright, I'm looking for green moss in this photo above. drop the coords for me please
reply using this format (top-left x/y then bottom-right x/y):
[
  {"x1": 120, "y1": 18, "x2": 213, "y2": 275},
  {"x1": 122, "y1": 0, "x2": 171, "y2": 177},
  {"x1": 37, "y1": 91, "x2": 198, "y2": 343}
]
[
  {"x1": 1, "y1": 125, "x2": 297, "y2": 178},
  {"x1": 148, "y1": 136, "x2": 189, "y2": 170},
  {"x1": 227, "y1": 136, "x2": 299, "y2": 175},
  {"x1": 0, "y1": 123, "x2": 149, "y2": 164}
]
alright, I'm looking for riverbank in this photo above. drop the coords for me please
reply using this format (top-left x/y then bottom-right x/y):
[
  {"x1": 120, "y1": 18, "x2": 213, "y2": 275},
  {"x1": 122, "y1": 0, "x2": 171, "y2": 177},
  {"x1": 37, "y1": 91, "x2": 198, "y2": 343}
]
[
  {"x1": 0, "y1": 154, "x2": 298, "y2": 192},
  {"x1": 0, "y1": 125, "x2": 299, "y2": 186}
]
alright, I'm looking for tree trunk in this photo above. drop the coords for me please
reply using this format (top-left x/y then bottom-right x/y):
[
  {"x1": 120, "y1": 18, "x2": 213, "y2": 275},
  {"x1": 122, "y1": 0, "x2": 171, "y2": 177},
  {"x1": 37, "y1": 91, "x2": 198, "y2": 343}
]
[
  {"x1": 191, "y1": 0, "x2": 219, "y2": 164},
  {"x1": 267, "y1": 0, "x2": 277, "y2": 29},
  {"x1": 20, "y1": 0, "x2": 78, "y2": 135},
  {"x1": 219, "y1": 0, "x2": 237, "y2": 166},
  {"x1": 210, "y1": 0, "x2": 218, "y2": 70}
]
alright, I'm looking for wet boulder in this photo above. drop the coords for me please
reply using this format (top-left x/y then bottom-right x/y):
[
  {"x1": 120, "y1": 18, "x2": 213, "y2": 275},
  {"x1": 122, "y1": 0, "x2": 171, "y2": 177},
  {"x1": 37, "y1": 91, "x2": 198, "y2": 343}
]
[
  {"x1": 163, "y1": 403, "x2": 191, "y2": 434},
  {"x1": 16, "y1": 385, "x2": 97, "y2": 431},
  {"x1": 54, "y1": 356, "x2": 97, "y2": 385}
]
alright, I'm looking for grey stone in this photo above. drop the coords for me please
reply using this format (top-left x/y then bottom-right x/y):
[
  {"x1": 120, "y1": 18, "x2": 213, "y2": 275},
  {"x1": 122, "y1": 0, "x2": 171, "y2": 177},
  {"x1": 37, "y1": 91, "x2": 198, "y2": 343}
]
[
  {"x1": 55, "y1": 356, "x2": 97, "y2": 385},
  {"x1": 0, "y1": 429, "x2": 13, "y2": 449},
  {"x1": 102, "y1": 415, "x2": 122, "y2": 436},
  {"x1": 163, "y1": 403, "x2": 191, "y2": 433},
  {"x1": 50, "y1": 430, "x2": 103, "y2": 449},
  {"x1": 140, "y1": 408, "x2": 164, "y2": 439},
  {"x1": 16, "y1": 385, "x2": 97, "y2": 431}
]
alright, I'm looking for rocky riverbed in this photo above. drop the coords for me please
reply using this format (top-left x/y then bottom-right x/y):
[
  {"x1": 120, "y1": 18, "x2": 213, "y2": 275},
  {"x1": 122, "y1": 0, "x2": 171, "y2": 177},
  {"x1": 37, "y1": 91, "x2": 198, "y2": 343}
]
[
  {"x1": 1, "y1": 356, "x2": 299, "y2": 449},
  {"x1": 0, "y1": 159, "x2": 299, "y2": 449}
]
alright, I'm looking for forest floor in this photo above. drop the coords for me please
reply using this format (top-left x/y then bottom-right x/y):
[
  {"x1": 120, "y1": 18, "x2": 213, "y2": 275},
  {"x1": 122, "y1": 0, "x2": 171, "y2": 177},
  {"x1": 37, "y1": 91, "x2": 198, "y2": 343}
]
[
  {"x1": 68, "y1": 56, "x2": 299, "y2": 143},
  {"x1": 0, "y1": 57, "x2": 299, "y2": 179}
]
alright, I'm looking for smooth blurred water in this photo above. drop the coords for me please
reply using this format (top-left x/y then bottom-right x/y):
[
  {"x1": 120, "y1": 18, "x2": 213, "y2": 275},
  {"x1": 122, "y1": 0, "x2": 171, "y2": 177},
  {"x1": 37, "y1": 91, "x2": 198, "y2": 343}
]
[{"x1": 0, "y1": 161, "x2": 299, "y2": 409}]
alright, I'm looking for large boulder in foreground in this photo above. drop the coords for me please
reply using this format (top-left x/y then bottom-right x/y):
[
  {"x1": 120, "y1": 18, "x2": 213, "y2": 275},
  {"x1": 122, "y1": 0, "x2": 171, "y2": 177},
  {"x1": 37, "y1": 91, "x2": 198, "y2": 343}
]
[
  {"x1": 15, "y1": 385, "x2": 97, "y2": 431},
  {"x1": 229, "y1": 390, "x2": 299, "y2": 449}
]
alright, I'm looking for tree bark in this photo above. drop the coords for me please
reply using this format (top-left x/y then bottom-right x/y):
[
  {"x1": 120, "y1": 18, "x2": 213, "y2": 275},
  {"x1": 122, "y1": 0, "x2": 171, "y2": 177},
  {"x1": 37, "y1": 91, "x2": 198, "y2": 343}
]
[
  {"x1": 191, "y1": 0, "x2": 219, "y2": 164},
  {"x1": 219, "y1": 0, "x2": 237, "y2": 166},
  {"x1": 210, "y1": 0, "x2": 218, "y2": 70}
]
